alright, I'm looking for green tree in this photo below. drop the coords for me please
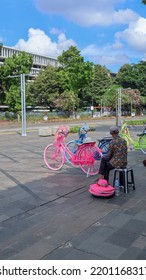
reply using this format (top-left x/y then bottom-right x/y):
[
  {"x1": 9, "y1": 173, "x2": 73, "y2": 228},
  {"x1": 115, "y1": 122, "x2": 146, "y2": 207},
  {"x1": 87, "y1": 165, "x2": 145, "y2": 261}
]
[
  {"x1": 0, "y1": 52, "x2": 33, "y2": 106},
  {"x1": 142, "y1": 0, "x2": 146, "y2": 4},
  {"x1": 102, "y1": 85, "x2": 121, "y2": 112},
  {"x1": 58, "y1": 46, "x2": 94, "y2": 107},
  {"x1": 28, "y1": 65, "x2": 79, "y2": 114},
  {"x1": 28, "y1": 65, "x2": 61, "y2": 109},
  {"x1": 114, "y1": 64, "x2": 136, "y2": 88},
  {"x1": 122, "y1": 88, "x2": 141, "y2": 113},
  {"x1": 6, "y1": 85, "x2": 21, "y2": 113},
  {"x1": 53, "y1": 90, "x2": 79, "y2": 114},
  {"x1": 58, "y1": 46, "x2": 82, "y2": 68},
  {"x1": 134, "y1": 61, "x2": 146, "y2": 96},
  {"x1": 92, "y1": 64, "x2": 113, "y2": 105},
  {"x1": 115, "y1": 62, "x2": 146, "y2": 96}
]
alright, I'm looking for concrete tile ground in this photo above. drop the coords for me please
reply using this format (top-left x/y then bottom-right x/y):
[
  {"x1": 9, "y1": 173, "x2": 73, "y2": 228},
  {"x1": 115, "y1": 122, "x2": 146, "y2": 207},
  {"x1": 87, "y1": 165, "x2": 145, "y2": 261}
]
[{"x1": 0, "y1": 122, "x2": 146, "y2": 260}]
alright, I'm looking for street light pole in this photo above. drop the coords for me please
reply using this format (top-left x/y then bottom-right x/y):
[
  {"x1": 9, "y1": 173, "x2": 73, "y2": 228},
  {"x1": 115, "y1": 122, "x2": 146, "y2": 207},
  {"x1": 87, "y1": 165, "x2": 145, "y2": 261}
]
[
  {"x1": 91, "y1": 96, "x2": 94, "y2": 117},
  {"x1": 101, "y1": 99, "x2": 102, "y2": 117},
  {"x1": 21, "y1": 73, "x2": 27, "y2": 136},
  {"x1": 116, "y1": 88, "x2": 122, "y2": 128}
]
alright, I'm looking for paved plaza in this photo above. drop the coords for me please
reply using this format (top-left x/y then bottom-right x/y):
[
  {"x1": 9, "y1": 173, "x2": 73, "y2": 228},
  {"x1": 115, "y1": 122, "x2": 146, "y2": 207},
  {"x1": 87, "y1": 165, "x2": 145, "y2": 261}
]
[{"x1": 0, "y1": 123, "x2": 146, "y2": 260}]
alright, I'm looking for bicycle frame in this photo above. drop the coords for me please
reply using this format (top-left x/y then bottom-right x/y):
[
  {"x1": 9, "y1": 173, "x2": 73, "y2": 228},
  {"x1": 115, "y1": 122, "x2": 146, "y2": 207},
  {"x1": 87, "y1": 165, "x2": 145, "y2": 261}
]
[
  {"x1": 56, "y1": 136, "x2": 100, "y2": 166},
  {"x1": 120, "y1": 123, "x2": 145, "y2": 150},
  {"x1": 58, "y1": 137, "x2": 75, "y2": 163}
]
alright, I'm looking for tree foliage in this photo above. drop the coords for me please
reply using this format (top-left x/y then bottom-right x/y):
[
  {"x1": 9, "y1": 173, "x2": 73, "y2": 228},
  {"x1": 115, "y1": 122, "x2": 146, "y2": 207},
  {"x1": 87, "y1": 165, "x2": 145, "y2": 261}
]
[
  {"x1": 0, "y1": 52, "x2": 33, "y2": 106},
  {"x1": 53, "y1": 90, "x2": 79, "y2": 113},
  {"x1": 115, "y1": 61, "x2": 146, "y2": 96},
  {"x1": 1, "y1": 44, "x2": 146, "y2": 115},
  {"x1": 58, "y1": 46, "x2": 94, "y2": 107},
  {"x1": 102, "y1": 85, "x2": 119, "y2": 110},
  {"x1": 92, "y1": 64, "x2": 113, "y2": 105},
  {"x1": 28, "y1": 65, "x2": 79, "y2": 113},
  {"x1": 28, "y1": 65, "x2": 60, "y2": 108},
  {"x1": 6, "y1": 85, "x2": 21, "y2": 113}
]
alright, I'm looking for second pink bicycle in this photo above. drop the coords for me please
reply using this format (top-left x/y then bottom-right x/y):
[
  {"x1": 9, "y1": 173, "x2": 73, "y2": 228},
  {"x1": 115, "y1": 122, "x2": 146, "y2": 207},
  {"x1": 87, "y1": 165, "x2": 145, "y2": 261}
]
[{"x1": 44, "y1": 125, "x2": 103, "y2": 176}]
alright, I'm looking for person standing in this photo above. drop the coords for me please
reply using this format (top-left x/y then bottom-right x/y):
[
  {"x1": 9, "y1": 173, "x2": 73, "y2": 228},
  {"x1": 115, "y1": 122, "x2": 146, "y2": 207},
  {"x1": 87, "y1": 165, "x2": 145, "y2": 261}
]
[{"x1": 98, "y1": 126, "x2": 127, "y2": 181}]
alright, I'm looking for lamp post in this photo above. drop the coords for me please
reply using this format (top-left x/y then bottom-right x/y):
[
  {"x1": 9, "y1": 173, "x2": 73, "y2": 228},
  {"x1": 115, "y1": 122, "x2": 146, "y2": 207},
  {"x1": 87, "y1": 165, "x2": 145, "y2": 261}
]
[
  {"x1": 101, "y1": 99, "x2": 102, "y2": 117},
  {"x1": 91, "y1": 96, "x2": 94, "y2": 117},
  {"x1": 20, "y1": 73, "x2": 27, "y2": 136},
  {"x1": 116, "y1": 88, "x2": 122, "y2": 128}
]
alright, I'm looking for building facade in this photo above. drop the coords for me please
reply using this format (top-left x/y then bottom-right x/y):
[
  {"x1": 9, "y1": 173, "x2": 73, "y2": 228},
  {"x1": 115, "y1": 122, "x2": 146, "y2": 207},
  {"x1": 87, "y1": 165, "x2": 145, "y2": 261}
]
[{"x1": 0, "y1": 45, "x2": 60, "y2": 79}]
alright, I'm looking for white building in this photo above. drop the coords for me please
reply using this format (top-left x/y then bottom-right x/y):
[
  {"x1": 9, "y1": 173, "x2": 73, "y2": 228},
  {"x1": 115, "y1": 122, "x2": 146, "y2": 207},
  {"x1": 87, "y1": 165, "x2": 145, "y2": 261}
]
[{"x1": 0, "y1": 45, "x2": 60, "y2": 80}]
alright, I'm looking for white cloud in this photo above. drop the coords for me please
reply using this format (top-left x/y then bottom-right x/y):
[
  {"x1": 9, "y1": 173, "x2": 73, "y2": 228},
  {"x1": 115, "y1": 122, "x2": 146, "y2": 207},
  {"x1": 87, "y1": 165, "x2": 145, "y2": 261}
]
[
  {"x1": 81, "y1": 43, "x2": 130, "y2": 69},
  {"x1": 98, "y1": 54, "x2": 130, "y2": 66},
  {"x1": 14, "y1": 28, "x2": 76, "y2": 57},
  {"x1": 81, "y1": 14, "x2": 146, "y2": 71},
  {"x1": 115, "y1": 17, "x2": 146, "y2": 52},
  {"x1": 35, "y1": 0, "x2": 138, "y2": 26},
  {"x1": 112, "y1": 9, "x2": 138, "y2": 24},
  {"x1": 12, "y1": 0, "x2": 146, "y2": 73},
  {"x1": 49, "y1": 28, "x2": 62, "y2": 35}
]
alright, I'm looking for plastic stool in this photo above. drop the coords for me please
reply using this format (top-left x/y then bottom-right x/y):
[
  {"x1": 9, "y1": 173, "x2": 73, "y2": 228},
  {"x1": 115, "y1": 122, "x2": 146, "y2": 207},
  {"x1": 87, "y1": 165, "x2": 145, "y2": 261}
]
[{"x1": 113, "y1": 167, "x2": 135, "y2": 194}]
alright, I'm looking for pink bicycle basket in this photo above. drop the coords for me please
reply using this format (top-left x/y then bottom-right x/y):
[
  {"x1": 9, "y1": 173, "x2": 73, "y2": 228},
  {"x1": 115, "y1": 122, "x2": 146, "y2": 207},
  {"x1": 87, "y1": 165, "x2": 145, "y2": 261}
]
[
  {"x1": 89, "y1": 178, "x2": 115, "y2": 197},
  {"x1": 55, "y1": 125, "x2": 70, "y2": 141}
]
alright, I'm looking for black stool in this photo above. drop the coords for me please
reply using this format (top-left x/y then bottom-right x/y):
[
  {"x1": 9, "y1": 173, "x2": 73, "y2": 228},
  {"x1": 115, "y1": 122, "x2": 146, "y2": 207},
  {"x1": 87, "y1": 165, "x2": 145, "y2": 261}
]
[{"x1": 113, "y1": 167, "x2": 135, "y2": 194}]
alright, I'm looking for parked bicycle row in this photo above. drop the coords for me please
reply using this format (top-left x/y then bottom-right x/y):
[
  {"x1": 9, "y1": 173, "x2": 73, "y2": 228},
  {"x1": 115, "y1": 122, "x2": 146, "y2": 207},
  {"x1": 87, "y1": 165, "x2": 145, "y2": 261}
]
[{"x1": 44, "y1": 122, "x2": 146, "y2": 177}]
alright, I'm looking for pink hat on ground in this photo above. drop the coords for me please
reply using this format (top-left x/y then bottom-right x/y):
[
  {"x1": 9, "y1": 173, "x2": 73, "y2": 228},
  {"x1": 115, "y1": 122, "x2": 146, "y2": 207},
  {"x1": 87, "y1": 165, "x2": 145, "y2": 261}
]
[{"x1": 89, "y1": 178, "x2": 115, "y2": 197}]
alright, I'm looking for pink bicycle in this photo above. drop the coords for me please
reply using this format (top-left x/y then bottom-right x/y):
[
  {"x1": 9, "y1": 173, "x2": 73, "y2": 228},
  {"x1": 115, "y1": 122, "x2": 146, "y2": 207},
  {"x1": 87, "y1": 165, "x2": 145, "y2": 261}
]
[{"x1": 44, "y1": 125, "x2": 103, "y2": 176}]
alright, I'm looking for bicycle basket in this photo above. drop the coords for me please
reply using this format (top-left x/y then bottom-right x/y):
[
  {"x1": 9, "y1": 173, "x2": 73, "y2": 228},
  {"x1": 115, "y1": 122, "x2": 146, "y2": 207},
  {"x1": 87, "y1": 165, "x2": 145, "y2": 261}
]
[
  {"x1": 79, "y1": 123, "x2": 89, "y2": 135},
  {"x1": 55, "y1": 125, "x2": 70, "y2": 141}
]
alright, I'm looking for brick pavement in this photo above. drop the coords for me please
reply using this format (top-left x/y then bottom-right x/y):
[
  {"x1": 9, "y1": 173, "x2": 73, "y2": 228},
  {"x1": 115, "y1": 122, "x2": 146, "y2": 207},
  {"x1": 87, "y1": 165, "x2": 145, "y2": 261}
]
[{"x1": 0, "y1": 126, "x2": 146, "y2": 260}]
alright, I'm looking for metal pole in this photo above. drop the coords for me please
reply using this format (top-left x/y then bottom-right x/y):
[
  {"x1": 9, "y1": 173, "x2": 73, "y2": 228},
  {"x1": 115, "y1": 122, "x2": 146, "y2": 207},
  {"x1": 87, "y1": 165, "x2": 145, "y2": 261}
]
[
  {"x1": 101, "y1": 99, "x2": 102, "y2": 117},
  {"x1": 117, "y1": 88, "x2": 122, "y2": 128},
  {"x1": 91, "y1": 96, "x2": 94, "y2": 117},
  {"x1": 21, "y1": 74, "x2": 27, "y2": 136}
]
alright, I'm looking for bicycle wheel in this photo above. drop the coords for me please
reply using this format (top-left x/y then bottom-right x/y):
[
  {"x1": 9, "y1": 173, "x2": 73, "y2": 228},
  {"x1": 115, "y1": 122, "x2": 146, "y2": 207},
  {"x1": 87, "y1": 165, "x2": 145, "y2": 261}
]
[
  {"x1": 78, "y1": 145, "x2": 101, "y2": 175},
  {"x1": 44, "y1": 143, "x2": 64, "y2": 170},
  {"x1": 140, "y1": 134, "x2": 146, "y2": 154},
  {"x1": 66, "y1": 140, "x2": 78, "y2": 164}
]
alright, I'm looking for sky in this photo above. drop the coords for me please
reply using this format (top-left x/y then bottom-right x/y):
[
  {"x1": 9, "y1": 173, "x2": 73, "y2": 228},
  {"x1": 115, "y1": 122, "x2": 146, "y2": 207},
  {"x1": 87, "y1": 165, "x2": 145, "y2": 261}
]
[{"x1": 0, "y1": 0, "x2": 146, "y2": 73}]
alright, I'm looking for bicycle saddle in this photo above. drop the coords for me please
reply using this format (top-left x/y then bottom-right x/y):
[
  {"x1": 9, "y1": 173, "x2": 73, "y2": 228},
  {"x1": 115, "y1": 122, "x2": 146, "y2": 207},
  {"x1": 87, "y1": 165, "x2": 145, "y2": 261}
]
[{"x1": 97, "y1": 137, "x2": 112, "y2": 141}]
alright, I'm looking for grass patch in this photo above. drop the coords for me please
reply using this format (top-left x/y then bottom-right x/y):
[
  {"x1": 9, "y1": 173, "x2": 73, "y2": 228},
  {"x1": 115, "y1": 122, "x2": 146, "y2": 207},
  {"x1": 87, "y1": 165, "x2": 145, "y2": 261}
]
[
  {"x1": 70, "y1": 126, "x2": 96, "y2": 133},
  {"x1": 124, "y1": 119, "x2": 146, "y2": 125}
]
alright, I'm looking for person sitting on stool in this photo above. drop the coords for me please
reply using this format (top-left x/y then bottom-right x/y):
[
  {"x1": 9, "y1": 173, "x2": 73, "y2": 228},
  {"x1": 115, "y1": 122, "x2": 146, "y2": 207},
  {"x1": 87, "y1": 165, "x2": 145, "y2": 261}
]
[{"x1": 98, "y1": 126, "x2": 127, "y2": 182}]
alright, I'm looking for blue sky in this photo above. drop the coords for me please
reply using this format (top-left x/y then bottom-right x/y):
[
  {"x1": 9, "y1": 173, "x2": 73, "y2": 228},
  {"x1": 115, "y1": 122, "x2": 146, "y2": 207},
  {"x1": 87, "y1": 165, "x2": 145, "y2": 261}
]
[{"x1": 0, "y1": 0, "x2": 146, "y2": 73}]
